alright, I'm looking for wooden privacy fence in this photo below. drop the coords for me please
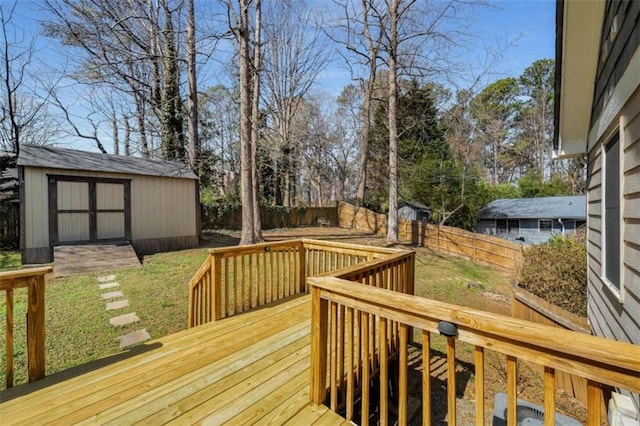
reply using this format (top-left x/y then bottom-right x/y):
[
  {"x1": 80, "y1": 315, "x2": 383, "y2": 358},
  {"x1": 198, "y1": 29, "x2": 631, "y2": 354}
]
[
  {"x1": 188, "y1": 239, "x2": 411, "y2": 327},
  {"x1": 338, "y1": 201, "x2": 524, "y2": 272},
  {"x1": 0, "y1": 266, "x2": 53, "y2": 388},
  {"x1": 202, "y1": 205, "x2": 338, "y2": 230},
  {"x1": 0, "y1": 203, "x2": 19, "y2": 248},
  {"x1": 512, "y1": 286, "x2": 594, "y2": 407},
  {"x1": 308, "y1": 276, "x2": 640, "y2": 426}
]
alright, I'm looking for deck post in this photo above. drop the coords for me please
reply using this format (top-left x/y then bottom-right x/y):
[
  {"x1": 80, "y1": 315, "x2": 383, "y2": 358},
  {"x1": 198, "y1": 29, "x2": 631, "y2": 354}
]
[
  {"x1": 212, "y1": 253, "x2": 222, "y2": 321},
  {"x1": 310, "y1": 285, "x2": 328, "y2": 405},
  {"x1": 26, "y1": 274, "x2": 46, "y2": 382},
  {"x1": 298, "y1": 241, "x2": 306, "y2": 293}
]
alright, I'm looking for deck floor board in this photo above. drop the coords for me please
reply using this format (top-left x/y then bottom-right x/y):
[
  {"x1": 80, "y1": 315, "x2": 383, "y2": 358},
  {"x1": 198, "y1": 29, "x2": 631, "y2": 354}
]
[{"x1": 1, "y1": 294, "x2": 343, "y2": 425}]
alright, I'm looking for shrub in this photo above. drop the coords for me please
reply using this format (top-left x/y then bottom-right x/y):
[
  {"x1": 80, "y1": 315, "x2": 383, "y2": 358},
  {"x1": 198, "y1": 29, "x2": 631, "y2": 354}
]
[{"x1": 517, "y1": 233, "x2": 587, "y2": 317}]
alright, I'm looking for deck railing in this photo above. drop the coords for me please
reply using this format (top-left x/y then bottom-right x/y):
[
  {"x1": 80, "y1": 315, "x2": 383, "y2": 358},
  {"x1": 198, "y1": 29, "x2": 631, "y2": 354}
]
[
  {"x1": 0, "y1": 266, "x2": 53, "y2": 388},
  {"x1": 188, "y1": 239, "x2": 409, "y2": 327},
  {"x1": 308, "y1": 276, "x2": 640, "y2": 426}
]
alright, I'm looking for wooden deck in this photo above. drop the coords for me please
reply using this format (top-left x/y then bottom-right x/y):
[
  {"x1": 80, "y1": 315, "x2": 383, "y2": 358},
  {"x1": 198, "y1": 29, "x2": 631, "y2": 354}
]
[{"x1": 0, "y1": 294, "x2": 345, "y2": 425}]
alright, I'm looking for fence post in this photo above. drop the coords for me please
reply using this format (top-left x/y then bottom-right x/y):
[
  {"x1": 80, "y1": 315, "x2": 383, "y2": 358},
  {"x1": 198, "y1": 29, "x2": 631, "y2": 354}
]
[
  {"x1": 27, "y1": 274, "x2": 45, "y2": 382},
  {"x1": 473, "y1": 234, "x2": 477, "y2": 262},
  {"x1": 310, "y1": 284, "x2": 328, "y2": 405}
]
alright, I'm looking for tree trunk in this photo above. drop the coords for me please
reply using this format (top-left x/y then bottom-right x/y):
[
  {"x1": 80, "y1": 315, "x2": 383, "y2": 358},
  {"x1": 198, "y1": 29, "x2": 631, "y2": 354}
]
[
  {"x1": 124, "y1": 115, "x2": 131, "y2": 156},
  {"x1": 112, "y1": 109, "x2": 119, "y2": 155},
  {"x1": 186, "y1": 0, "x2": 199, "y2": 171},
  {"x1": 160, "y1": 2, "x2": 184, "y2": 160},
  {"x1": 238, "y1": 0, "x2": 255, "y2": 244},
  {"x1": 386, "y1": 0, "x2": 399, "y2": 243},
  {"x1": 148, "y1": 0, "x2": 161, "y2": 110},
  {"x1": 356, "y1": 0, "x2": 377, "y2": 206},
  {"x1": 251, "y1": 0, "x2": 262, "y2": 241},
  {"x1": 134, "y1": 91, "x2": 149, "y2": 158}
]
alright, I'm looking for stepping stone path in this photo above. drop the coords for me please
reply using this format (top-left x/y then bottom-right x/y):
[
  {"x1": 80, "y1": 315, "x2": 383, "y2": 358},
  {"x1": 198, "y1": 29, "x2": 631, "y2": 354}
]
[
  {"x1": 110, "y1": 313, "x2": 140, "y2": 327},
  {"x1": 117, "y1": 330, "x2": 151, "y2": 349},
  {"x1": 101, "y1": 291, "x2": 124, "y2": 300},
  {"x1": 97, "y1": 274, "x2": 150, "y2": 349},
  {"x1": 106, "y1": 300, "x2": 130, "y2": 310}
]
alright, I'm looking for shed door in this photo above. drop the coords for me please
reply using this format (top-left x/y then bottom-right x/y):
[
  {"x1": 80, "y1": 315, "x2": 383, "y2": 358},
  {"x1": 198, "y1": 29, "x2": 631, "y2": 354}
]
[
  {"x1": 57, "y1": 181, "x2": 91, "y2": 243},
  {"x1": 50, "y1": 176, "x2": 131, "y2": 245},
  {"x1": 96, "y1": 183, "x2": 125, "y2": 240}
]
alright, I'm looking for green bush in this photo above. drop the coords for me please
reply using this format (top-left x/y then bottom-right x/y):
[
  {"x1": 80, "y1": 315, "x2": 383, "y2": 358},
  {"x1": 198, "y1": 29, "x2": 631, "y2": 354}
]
[{"x1": 517, "y1": 233, "x2": 587, "y2": 317}]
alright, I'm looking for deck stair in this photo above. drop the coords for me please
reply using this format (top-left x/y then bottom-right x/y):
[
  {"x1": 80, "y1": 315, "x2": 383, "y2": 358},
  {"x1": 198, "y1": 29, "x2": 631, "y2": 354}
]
[{"x1": 53, "y1": 243, "x2": 140, "y2": 276}]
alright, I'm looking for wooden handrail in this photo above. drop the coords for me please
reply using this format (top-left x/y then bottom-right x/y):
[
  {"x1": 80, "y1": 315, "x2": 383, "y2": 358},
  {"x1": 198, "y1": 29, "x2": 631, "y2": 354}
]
[
  {"x1": 187, "y1": 239, "x2": 412, "y2": 328},
  {"x1": 1, "y1": 266, "x2": 53, "y2": 388},
  {"x1": 309, "y1": 276, "x2": 640, "y2": 425}
]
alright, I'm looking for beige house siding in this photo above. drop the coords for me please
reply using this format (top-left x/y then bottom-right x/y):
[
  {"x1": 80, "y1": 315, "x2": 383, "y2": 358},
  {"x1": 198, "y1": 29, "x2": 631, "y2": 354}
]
[
  {"x1": 22, "y1": 166, "x2": 197, "y2": 262},
  {"x1": 587, "y1": 87, "x2": 640, "y2": 412}
]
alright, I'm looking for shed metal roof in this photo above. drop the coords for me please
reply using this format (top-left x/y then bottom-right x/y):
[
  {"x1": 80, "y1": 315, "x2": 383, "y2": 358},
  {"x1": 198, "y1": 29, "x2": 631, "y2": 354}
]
[
  {"x1": 17, "y1": 144, "x2": 198, "y2": 180},
  {"x1": 478, "y1": 195, "x2": 586, "y2": 220}
]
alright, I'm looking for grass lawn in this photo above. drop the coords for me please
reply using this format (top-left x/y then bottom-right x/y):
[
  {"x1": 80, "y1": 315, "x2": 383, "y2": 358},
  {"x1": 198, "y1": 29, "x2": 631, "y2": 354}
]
[
  {"x1": 0, "y1": 227, "x2": 516, "y2": 397},
  {"x1": 0, "y1": 250, "x2": 21, "y2": 271}
]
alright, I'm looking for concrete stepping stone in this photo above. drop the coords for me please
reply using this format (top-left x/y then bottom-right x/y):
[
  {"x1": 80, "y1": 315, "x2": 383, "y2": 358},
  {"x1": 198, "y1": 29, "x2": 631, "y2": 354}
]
[
  {"x1": 97, "y1": 275, "x2": 117, "y2": 283},
  {"x1": 106, "y1": 300, "x2": 129, "y2": 310},
  {"x1": 101, "y1": 291, "x2": 124, "y2": 300},
  {"x1": 98, "y1": 282, "x2": 120, "y2": 290},
  {"x1": 110, "y1": 312, "x2": 140, "y2": 327},
  {"x1": 117, "y1": 329, "x2": 150, "y2": 349}
]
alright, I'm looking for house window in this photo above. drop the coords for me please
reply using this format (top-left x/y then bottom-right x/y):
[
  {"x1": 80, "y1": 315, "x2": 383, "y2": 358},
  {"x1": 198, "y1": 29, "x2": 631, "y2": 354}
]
[
  {"x1": 539, "y1": 219, "x2": 553, "y2": 232},
  {"x1": 496, "y1": 219, "x2": 519, "y2": 236},
  {"x1": 603, "y1": 132, "x2": 620, "y2": 291},
  {"x1": 508, "y1": 219, "x2": 519, "y2": 236}
]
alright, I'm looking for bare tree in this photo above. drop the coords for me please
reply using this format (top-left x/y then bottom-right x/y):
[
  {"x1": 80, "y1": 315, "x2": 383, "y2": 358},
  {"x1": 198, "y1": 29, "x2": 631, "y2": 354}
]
[
  {"x1": 262, "y1": 2, "x2": 329, "y2": 207},
  {"x1": 236, "y1": 0, "x2": 255, "y2": 244},
  {"x1": 251, "y1": 0, "x2": 262, "y2": 241},
  {"x1": 386, "y1": 0, "x2": 399, "y2": 242},
  {"x1": 0, "y1": 2, "x2": 57, "y2": 153},
  {"x1": 327, "y1": 1, "x2": 385, "y2": 206},
  {"x1": 43, "y1": 0, "x2": 190, "y2": 159}
]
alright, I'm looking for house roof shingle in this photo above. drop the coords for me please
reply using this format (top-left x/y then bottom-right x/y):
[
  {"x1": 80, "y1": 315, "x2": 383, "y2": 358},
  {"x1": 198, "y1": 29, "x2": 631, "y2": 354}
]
[
  {"x1": 478, "y1": 195, "x2": 586, "y2": 220},
  {"x1": 17, "y1": 144, "x2": 198, "y2": 180}
]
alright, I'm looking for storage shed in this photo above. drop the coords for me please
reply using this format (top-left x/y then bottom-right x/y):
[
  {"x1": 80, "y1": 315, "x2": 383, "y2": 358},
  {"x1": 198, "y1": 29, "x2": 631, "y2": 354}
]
[
  {"x1": 475, "y1": 195, "x2": 586, "y2": 245},
  {"x1": 17, "y1": 144, "x2": 200, "y2": 264},
  {"x1": 398, "y1": 201, "x2": 430, "y2": 222}
]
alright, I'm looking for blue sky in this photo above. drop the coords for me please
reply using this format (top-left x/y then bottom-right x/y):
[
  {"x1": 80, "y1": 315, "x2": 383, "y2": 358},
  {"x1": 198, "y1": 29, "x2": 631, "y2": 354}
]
[
  {"x1": 2, "y1": 0, "x2": 556, "y2": 152},
  {"x1": 476, "y1": 1, "x2": 555, "y2": 76},
  {"x1": 315, "y1": 0, "x2": 556, "y2": 95}
]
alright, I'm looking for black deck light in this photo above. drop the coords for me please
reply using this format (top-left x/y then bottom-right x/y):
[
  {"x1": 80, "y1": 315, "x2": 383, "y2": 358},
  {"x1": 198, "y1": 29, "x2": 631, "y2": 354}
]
[
  {"x1": 438, "y1": 321, "x2": 458, "y2": 338},
  {"x1": 264, "y1": 246, "x2": 270, "y2": 252}
]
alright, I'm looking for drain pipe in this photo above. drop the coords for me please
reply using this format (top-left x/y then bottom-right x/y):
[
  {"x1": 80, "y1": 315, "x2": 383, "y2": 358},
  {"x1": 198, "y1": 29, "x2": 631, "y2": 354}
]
[{"x1": 558, "y1": 218, "x2": 565, "y2": 236}]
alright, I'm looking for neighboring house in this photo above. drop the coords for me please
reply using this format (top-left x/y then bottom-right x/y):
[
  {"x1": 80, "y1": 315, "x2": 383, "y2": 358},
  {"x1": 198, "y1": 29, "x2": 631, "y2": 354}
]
[
  {"x1": 476, "y1": 196, "x2": 586, "y2": 245},
  {"x1": 555, "y1": 0, "x2": 640, "y2": 417},
  {"x1": 17, "y1": 144, "x2": 200, "y2": 264},
  {"x1": 398, "y1": 201, "x2": 430, "y2": 222}
]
